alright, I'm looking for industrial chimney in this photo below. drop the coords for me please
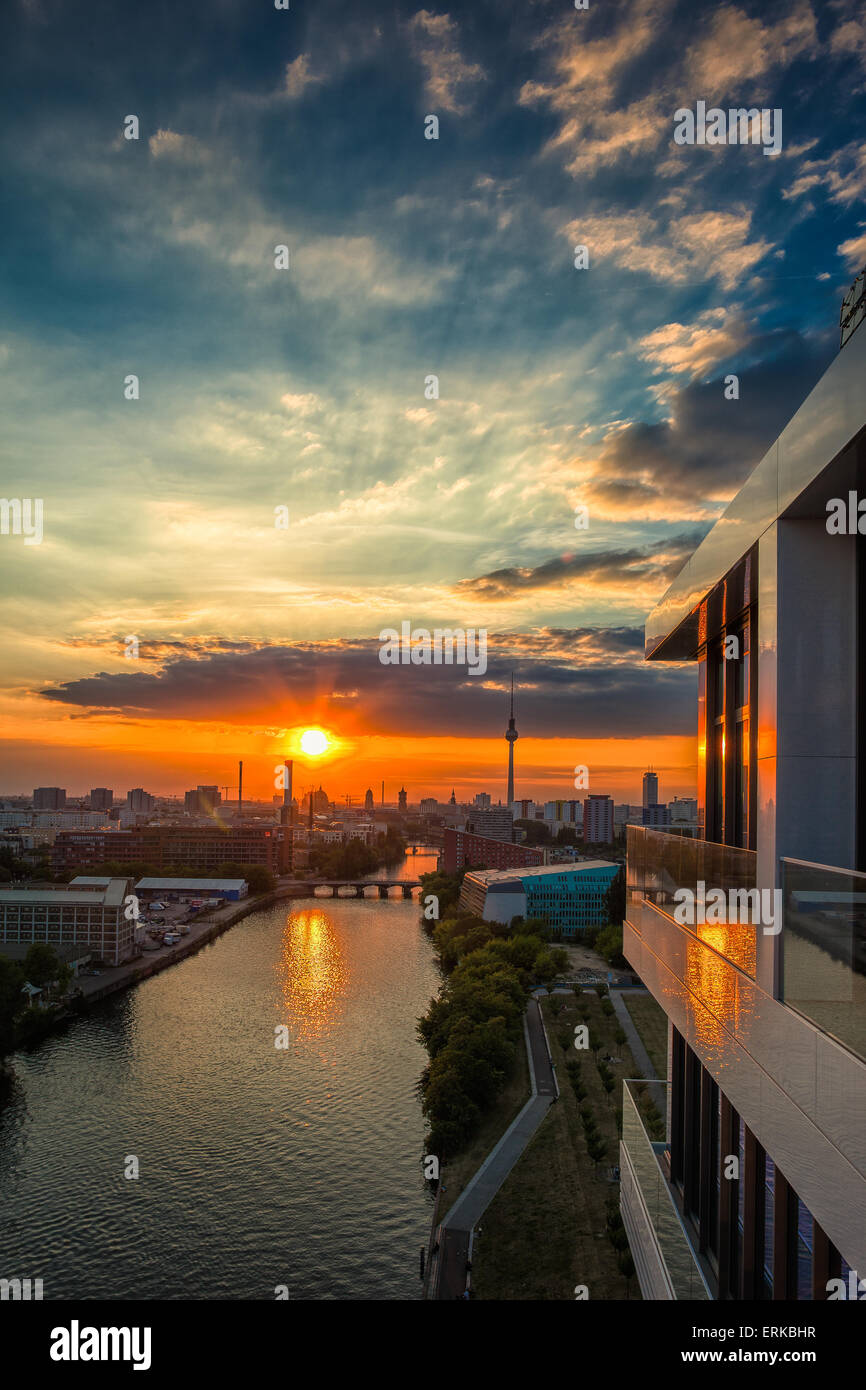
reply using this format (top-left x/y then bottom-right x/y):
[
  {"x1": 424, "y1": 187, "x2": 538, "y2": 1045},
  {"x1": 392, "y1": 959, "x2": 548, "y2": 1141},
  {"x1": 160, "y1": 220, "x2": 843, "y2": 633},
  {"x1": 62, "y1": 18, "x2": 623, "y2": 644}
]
[{"x1": 281, "y1": 760, "x2": 293, "y2": 825}]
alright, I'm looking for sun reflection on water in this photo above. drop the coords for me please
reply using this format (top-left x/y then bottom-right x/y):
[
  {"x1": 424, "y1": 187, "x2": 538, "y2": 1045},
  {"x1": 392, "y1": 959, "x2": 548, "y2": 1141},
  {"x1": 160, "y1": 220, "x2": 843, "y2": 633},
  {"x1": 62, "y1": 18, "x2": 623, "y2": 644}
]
[{"x1": 275, "y1": 908, "x2": 348, "y2": 1042}]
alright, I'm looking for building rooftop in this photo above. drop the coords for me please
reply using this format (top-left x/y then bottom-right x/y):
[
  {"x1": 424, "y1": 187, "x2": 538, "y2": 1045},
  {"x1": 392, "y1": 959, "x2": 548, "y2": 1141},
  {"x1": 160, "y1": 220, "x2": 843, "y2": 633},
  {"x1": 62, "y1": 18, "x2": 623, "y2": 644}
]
[
  {"x1": 133, "y1": 877, "x2": 247, "y2": 890},
  {"x1": 0, "y1": 878, "x2": 129, "y2": 906},
  {"x1": 465, "y1": 860, "x2": 617, "y2": 885}
]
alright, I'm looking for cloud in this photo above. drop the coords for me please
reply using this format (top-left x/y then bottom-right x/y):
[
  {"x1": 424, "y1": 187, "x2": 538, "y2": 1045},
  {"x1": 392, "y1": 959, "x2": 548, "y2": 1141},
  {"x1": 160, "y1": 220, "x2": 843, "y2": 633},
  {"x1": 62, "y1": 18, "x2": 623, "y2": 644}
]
[
  {"x1": 682, "y1": 2, "x2": 817, "y2": 94},
  {"x1": 637, "y1": 309, "x2": 750, "y2": 377},
  {"x1": 408, "y1": 10, "x2": 485, "y2": 115},
  {"x1": 455, "y1": 534, "x2": 705, "y2": 602},
  {"x1": 579, "y1": 331, "x2": 833, "y2": 519},
  {"x1": 37, "y1": 631, "x2": 696, "y2": 738},
  {"x1": 284, "y1": 55, "x2": 322, "y2": 102},
  {"x1": 565, "y1": 209, "x2": 772, "y2": 290},
  {"x1": 148, "y1": 129, "x2": 209, "y2": 163},
  {"x1": 838, "y1": 228, "x2": 866, "y2": 272},
  {"x1": 783, "y1": 141, "x2": 866, "y2": 208}
]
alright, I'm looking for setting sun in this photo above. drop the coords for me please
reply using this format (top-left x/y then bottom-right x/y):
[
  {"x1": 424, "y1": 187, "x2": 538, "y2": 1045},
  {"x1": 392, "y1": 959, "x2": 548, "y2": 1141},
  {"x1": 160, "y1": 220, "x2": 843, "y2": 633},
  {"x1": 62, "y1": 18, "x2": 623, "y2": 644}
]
[{"x1": 300, "y1": 728, "x2": 329, "y2": 757}]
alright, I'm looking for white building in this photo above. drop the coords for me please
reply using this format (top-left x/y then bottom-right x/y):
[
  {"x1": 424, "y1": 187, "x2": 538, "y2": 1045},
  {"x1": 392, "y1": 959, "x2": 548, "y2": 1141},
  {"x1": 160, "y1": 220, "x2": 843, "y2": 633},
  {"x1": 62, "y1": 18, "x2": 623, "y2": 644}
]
[{"x1": 0, "y1": 879, "x2": 134, "y2": 966}]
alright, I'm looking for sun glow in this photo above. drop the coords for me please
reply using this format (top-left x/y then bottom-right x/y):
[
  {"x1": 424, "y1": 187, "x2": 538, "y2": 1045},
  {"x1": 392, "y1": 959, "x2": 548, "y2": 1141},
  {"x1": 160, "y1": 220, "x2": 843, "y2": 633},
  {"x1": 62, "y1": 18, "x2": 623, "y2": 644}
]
[{"x1": 300, "y1": 728, "x2": 329, "y2": 757}]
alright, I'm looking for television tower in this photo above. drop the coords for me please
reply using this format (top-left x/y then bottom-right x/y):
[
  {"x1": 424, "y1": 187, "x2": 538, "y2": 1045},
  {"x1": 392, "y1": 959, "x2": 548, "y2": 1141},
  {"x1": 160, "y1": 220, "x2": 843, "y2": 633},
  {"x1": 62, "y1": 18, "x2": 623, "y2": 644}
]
[{"x1": 505, "y1": 673, "x2": 518, "y2": 808}]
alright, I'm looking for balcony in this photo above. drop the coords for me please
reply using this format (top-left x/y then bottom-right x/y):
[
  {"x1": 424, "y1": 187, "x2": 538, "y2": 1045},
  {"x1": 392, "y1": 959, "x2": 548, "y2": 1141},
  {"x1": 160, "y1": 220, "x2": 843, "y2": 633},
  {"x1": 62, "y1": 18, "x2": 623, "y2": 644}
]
[
  {"x1": 619, "y1": 1079, "x2": 710, "y2": 1300},
  {"x1": 782, "y1": 857, "x2": 866, "y2": 1064},
  {"x1": 627, "y1": 825, "x2": 757, "y2": 977}
]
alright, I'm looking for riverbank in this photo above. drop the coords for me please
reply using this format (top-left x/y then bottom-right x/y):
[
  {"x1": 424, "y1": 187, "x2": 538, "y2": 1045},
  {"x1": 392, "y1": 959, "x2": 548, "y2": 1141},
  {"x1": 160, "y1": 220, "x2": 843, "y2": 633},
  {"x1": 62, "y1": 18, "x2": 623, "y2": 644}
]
[{"x1": 70, "y1": 885, "x2": 302, "y2": 1009}]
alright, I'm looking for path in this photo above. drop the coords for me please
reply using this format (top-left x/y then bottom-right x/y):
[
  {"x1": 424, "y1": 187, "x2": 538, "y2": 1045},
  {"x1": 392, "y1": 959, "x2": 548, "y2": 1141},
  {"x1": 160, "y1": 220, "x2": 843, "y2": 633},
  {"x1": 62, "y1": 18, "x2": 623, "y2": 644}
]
[
  {"x1": 428, "y1": 997, "x2": 557, "y2": 1299},
  {"x1": 609, "y1": 989, "x2": 657, "y2": 1080}
]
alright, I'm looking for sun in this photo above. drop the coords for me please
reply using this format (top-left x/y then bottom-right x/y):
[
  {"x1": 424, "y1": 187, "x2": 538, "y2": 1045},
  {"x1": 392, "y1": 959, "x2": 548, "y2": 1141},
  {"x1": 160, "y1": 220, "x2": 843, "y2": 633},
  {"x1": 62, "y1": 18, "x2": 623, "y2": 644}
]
[{"x1": 300, "y1": 728, "x2": 329, "y2": 757}]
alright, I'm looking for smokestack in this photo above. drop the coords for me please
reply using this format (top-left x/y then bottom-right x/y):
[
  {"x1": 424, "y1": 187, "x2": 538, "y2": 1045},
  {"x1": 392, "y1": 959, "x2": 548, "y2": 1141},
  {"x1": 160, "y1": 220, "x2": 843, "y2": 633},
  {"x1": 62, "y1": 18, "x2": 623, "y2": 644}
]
[
  {"x1": 381, "y1": 779, "x2": 384, "y2": 807},
  {"x1": 238, "y1": 760, "x2": 243, "y2": 814},
  {"x1": 280, "y1": 761, "x2": 293, "y2": 827}
]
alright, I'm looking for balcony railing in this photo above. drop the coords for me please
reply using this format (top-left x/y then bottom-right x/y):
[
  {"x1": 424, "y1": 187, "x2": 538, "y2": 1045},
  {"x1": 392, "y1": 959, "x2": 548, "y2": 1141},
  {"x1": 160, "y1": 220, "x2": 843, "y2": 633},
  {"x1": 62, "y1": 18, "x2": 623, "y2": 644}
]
[
  {"x1": 781, "y1": 857, "x2": 866, "y2": 1064},
  {"x1": 621, "y1": 1079, "x2": 710, "y2": 1300},
  {"x1": 627, "y1": 825, "x2": 757, "y2": 976}
]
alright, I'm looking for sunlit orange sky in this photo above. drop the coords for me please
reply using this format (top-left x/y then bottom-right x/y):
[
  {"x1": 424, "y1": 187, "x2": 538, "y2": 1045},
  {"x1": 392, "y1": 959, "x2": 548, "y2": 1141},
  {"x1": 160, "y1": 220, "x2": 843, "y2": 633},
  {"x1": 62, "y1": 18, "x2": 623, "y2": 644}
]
[{"x1": 1, "y1": 0, "x2": 858, "y2": 805}]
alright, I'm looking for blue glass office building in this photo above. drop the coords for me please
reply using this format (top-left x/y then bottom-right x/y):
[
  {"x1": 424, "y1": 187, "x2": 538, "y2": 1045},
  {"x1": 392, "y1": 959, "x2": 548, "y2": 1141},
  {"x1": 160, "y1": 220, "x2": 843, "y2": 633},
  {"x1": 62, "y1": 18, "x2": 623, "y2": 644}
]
[{"x1": 460, "y1": 860, "x2": 620, "y2": 936}]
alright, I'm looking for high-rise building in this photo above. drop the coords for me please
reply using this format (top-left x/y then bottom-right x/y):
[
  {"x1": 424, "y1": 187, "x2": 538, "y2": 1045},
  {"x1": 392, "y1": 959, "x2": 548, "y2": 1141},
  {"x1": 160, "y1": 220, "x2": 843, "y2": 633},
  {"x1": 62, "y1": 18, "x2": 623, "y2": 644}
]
[
  {"x1": 33, "y1": 787, "x2": 66, "y2": 809},
  {"x1": 474, "y1": 792, "x2": 491, "y2": 810},
  {"x1": 89, "y1": 788, "x2": 113, "y2": 811},
  {"x1": 505, "y1": 674, "x2": 518, "y2": 807},
  {"x1": 582, "y1": 794, "x2": 614, "y2": 844},
  {"x1": 641, "y1": 802, "x2": 670, "y2": 828},
  {"x1": 398, "y1": 787, "x2": 408, "y2": 812},
  {"x1": 364, "y1": 788, "x2": 374, "y2": 813},
  {"x1": 621, "y1": 293, "x2": 866, "y2": 1300},
  {"x1": 127, "y1": 788, "x2": 155, "y2": 813},
  {"x1": 466, "y1": 807, "x2": 513, "y2": 843},
  {"x1": 669, "y1": 796, "x2": 698, "y2": 826},
  {"x1": 642, "y1": 770, "x2": 659, "y2": 809},
  {"x1": 184, "y1": 786, "x2": 221, "y2": 816},
  {"x1": 420, "y1": 797, "x2": 438, "y2": 815}
]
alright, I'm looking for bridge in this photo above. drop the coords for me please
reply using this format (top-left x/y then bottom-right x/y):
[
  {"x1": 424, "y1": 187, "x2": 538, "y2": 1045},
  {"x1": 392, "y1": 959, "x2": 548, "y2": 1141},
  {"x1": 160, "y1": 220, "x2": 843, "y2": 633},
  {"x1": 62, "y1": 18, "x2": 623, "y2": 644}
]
[{"x1": 279, "y1": 878, "x2": 422, "y2": 899}]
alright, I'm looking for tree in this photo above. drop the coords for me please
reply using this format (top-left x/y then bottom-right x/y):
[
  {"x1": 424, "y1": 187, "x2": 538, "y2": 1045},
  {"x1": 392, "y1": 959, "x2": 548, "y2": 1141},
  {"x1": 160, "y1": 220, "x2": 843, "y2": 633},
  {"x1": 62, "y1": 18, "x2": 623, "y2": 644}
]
[
  {"x1": 0, "y1": 956, "x2": 24, "y2": 1055},
  {"x1": 512, "y1": 819, "x2": 551, "y2": 846},
  {"x1": 22, "y1": 943, "x2": 62, "y2": 990},
  {"x1": 596, "y1": 924, "x2": 626, "y2": 969}
]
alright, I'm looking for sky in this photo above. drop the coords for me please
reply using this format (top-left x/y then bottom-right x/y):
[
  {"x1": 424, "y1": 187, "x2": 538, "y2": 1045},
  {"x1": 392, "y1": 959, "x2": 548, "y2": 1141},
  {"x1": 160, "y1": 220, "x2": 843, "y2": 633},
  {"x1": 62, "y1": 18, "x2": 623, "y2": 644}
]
[{"x1": 1, "y1": 0, "x2": 865, "y2": 804}]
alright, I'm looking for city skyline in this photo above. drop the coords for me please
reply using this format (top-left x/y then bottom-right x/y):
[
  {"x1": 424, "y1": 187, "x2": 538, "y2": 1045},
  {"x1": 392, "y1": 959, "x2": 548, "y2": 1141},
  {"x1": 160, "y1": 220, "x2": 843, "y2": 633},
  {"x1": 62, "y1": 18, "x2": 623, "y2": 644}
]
[{"x1": 3, "y1": 1, "x2": 865, "y2": 806}]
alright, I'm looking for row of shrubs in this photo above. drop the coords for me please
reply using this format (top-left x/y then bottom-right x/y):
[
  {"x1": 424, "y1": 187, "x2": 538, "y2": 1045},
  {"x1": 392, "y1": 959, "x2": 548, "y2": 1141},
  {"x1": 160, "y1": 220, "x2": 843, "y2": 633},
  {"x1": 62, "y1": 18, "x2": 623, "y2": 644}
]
[{"x1": 417, "y1": 876, "x2": 569, "y2": 1160}]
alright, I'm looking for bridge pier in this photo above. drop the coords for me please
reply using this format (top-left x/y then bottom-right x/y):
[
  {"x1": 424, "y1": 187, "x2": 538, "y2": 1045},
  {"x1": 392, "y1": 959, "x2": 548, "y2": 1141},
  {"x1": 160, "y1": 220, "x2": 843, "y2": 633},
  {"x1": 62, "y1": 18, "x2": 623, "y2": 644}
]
[
  {"x1": 401, "y1": 884, "x2": 413, "y2": 899},
  {"x1": 331, "y1": 885, "x2": 339, "y2": 898},
  {"x1": 377, "y1": 884, "x2": 389, "y2": 899},
  {"x1": 354, "y1": 884, "x2": 365, "y2": 898}
]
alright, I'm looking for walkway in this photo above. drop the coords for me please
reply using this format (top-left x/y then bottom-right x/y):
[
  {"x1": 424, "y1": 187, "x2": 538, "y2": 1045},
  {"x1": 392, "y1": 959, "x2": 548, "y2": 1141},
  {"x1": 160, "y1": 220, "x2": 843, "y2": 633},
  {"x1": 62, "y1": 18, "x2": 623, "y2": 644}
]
[
  {"x1": 609, "y1": 989, "x2": 657, "y2": 1080},
  {"x1": 429, "y1": 997, "x2": 557, "y2": 1299}
]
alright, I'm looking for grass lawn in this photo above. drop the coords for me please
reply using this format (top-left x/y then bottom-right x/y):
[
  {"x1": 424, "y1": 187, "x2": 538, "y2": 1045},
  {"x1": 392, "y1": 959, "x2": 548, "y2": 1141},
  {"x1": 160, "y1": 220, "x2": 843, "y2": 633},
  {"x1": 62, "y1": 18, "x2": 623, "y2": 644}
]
[
  {"x1": 436, "y1": 1033, "x2": 531, "y2": 1222},
  {"x1": 470, "y1": 991, "x2": 652, "y2": 1300},
  {"x1": 622, "y1": 992, "x2": 668, "y2": 1078}
]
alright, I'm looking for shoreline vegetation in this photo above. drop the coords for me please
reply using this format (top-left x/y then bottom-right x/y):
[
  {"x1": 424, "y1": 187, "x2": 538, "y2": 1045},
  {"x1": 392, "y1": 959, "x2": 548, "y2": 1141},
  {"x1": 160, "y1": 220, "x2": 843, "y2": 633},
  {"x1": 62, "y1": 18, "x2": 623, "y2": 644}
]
[{"x1": 416, "y1": 869, "x2": 568, "y2": 1158}]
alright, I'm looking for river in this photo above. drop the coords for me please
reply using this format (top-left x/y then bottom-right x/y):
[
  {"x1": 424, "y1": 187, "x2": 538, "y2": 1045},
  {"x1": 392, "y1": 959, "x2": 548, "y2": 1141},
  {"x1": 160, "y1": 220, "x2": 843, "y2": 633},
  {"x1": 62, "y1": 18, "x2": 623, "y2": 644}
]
[{"x1": 0, "y1": 851, "x2": 441, "y2": 1300}]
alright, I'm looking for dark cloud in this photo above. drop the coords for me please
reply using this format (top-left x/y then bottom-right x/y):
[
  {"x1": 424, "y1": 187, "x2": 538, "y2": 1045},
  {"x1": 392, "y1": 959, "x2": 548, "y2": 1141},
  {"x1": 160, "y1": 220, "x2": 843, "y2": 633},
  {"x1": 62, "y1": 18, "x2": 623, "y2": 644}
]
[
  {"x1": 589, "y1": 333, "x2": 835, "y2": 510},
  {"x1": 38, "y1": 633, "x2": 696, "y2": 739},
  {"x1": 458, "y1": 532, "x2": 707, "y2": 600}
]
